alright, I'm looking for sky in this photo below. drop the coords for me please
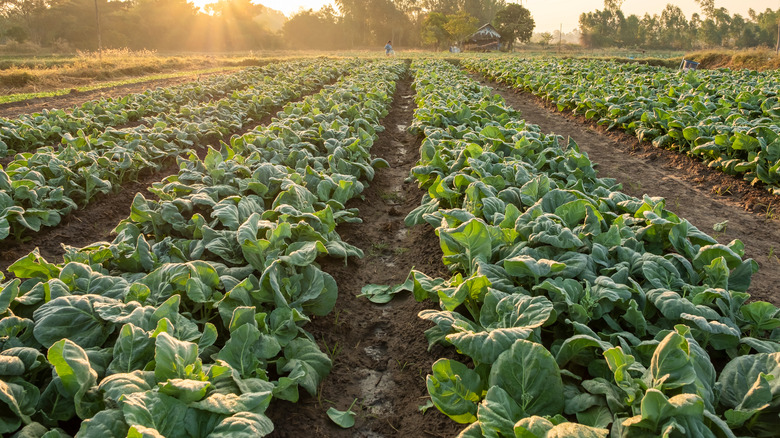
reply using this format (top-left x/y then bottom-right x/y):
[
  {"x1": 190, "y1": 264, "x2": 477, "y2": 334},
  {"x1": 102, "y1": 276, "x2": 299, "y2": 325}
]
[{"x1": 248, "y1": 0, "x2": 778, "y2": 32}]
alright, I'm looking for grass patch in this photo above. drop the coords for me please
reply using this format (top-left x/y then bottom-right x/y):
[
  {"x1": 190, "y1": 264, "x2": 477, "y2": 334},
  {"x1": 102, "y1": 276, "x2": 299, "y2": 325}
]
[{"x1": 684, "y1": 48, "x2": 780, "y2": 70}]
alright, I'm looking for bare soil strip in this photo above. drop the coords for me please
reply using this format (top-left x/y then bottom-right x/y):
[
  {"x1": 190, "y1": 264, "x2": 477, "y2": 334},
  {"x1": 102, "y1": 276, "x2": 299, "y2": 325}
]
[
  {"x1": 475, "y1": 75, "x2": 780, "y2": 305},
  {"x1": 266, "y1": 73, "x2": 463, "y2": 437}
]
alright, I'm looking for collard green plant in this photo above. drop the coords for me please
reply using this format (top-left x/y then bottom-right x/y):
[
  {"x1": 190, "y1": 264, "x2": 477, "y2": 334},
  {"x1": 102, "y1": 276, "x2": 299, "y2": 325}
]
[{"x1": 403, "y1": 59, "x2": 777, "y2": 437}]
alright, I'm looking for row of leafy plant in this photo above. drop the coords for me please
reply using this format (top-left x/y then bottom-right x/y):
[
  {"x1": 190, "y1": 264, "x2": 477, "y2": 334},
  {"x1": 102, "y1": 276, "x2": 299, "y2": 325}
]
[
  {"x1": 0, "y1": 65, "x2": 288, "y2": 158},
  {"x1": 402, "y1": 59, "x2": 779, "y2": 437},
  {"x1": 464, "y1": 58, "x2": 780, "y2": 194},
  {"x1": 0, "y1": 59, "x2": 351, "y2": 242},
  {"x1": 0, "y1": 59, "x2": 406, "y2": 437}
]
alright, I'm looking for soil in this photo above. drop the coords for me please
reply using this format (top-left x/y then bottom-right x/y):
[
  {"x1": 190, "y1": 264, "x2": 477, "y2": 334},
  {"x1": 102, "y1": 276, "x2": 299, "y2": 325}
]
[
  {"x1": 266, "y1": 73, "x2": 464, "y2": 437},
  {"x1": 474, "y1": 74, "x2": 780, "y2": 306}
]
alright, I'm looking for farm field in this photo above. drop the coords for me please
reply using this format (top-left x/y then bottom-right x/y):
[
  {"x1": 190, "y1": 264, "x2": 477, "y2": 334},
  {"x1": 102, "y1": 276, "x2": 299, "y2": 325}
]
[{"x1": 1, "y1": 55, "x2": 780, "y2": 438}]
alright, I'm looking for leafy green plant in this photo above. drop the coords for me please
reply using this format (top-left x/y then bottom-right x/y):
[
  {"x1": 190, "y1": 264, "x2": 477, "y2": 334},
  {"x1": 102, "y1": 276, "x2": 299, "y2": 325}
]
[
  {"x1": 327, "y1": 398, "x2": 359, "y2": 428},
  {"x1": 401, "y1": 59, "x2": 776, "y2": 437},
  {"x1": 465, "y1": 57, "x2": 780, "y2": 195},
  {"x1": 0, "y1": 58, "x2": 407, "y2": 436}
]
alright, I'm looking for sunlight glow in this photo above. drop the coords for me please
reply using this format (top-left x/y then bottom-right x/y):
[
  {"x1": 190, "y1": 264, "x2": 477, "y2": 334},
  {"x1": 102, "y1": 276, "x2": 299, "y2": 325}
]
[{"x1": 187, "y1": 0, "x2": 773, "y2": 31}]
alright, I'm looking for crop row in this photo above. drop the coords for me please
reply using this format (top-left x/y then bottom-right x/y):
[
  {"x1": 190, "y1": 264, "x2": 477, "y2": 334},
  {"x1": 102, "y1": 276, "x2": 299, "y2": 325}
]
[
  {"x1": 465, "y1": 58, "x2": 780, "y2": 193},
  {"x1": 0, "y1": 59, "x2": 351, "y2": 242},
  {"x1": 405, "y1": 60, "x2": 779, "y2": 437},
  {"x1": 0, "y1": 59, "x2": 405, "y2": 436},
  {"x1": 0, "y1": 64, "x2": 292, "y2": 158}
]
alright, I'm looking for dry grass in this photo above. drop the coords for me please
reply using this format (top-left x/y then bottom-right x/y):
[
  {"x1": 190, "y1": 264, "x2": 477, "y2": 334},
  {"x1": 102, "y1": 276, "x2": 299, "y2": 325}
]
[
  {"x1": 684, "y1": 48, "x2": 780, "y2": 70},
  {"x1": 0, "y1": 48, "x2": 265, "y2": 95}
]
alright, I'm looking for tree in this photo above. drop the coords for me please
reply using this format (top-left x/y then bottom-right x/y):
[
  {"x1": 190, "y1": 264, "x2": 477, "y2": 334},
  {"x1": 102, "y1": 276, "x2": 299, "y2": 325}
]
[
  {"x1": 335, "y1": 0, "x2": 410, "y2": 47},
  {"x1": 695, "y1": 0, "x2": 715, "y2": 19},
  {"x1": 539, "y1": 31, "x2": 553, "y2": 46},
  {"x1": 444, "y1": 10, "x2": 477, "y2": 43},
  {"x1": 493, "y1": 3, "x2": 534, "y2": 51},
  {"x1": 282, "y1": 7, "x2": 340, "y2": 49},
  {"x1": 462, "y1": 0, "x2": 505, "y2": 24},
  {"x1": 420, "y1": 11, "x2": 448, "y2": 49},
  {"x1": 659, "y1": 4, "x2": 689, "y2": 49},
  {"x1": 0, "y1": 0, "x2": 49, "y2": 44},
  {"x1": 603, "y1": 0, "x2": 624, "y2": 13},
  {"x1": 579, "y1": 8, "x2": 623, "y2": 48},
  {"x1": 619, "y1": 14, "x2": 641, "y2": 47}
]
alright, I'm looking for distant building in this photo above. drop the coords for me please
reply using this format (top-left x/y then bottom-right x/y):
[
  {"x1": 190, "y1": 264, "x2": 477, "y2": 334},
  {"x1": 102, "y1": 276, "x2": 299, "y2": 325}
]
[{"x1": 464, "y1": 24, "x2": 501, "y2": 51}]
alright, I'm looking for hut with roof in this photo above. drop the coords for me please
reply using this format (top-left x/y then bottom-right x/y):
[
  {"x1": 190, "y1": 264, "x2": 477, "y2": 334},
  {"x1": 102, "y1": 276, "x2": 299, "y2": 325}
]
[{"x1": 463, "y1": 23, "x2": 501, "y2": 51}]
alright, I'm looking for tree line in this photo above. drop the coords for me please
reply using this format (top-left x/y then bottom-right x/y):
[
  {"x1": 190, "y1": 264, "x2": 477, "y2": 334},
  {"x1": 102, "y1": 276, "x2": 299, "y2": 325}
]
[
  {"x1": 580, "y1": 0, "x2": 780, "y2": 50},
  {"x1": 1, "y1": 0, "x2": 776, "y2": 52},
  {"x1": 0, "y1": 0, "x2": 533, "y2": 51}
]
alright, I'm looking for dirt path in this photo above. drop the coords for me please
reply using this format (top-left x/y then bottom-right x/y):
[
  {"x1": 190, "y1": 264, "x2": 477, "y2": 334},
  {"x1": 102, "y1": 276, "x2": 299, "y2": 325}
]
[
  {"x1": 266, "y1": 73, "x2": 463, "y2": 437},
  {"x1": 476, "y1": 75, "x2": 780, "y2": 305}
]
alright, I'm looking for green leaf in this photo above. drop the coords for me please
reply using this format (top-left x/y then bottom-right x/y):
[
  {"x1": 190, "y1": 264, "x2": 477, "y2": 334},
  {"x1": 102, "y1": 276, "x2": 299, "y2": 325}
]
[
  {"x1": 489, "y1": 340, "x2": 564, "y2": 417},
  {"x1": 208, "y1": 412, "x2": 274, "y2": 437},
  {"x1": 122, "y1": 392, "x2": 188, "y2": 438},
  {"x1": 649, "y1": 330, "x2": 696, "y2": 390},
  {"x1": 158, "y1": 379, "x2": 211, "y2": 403},
  {"x1": 47, "y1": 338, "x2": 98, "y2": 419},
  {"x1": 75, "y1": 409, "x2": 129, "y2": 438},
  {"x1": 449, "y1": 327, "x2": 534, "y2": 366},
  {"x1": 513, "y1": 416, "x2": 555, "y2": 438},
  {"x1": 546, "y1": 422, "x2": 609, "y2": 438},
  {"x1": 0, "y1": 378, "x2": 39, "y2": 434},
  {"x1": 107, "y1": 323, "x2": 155, "y2": 375},
  {"x1": 276, "y1": 337, "x2": 331, "y2": 396},
  {"x1": 217, "y1": 323, "x2": 262, "y2": 379},
  {"x1": 327, "y1": 399, "x2": 358, "y2": 429},
  {"x1": 717, "y1": 352, "x2": 780, "y2": 410},
  {"x1": 357, "y1": 275, "x2": 413, "y2": 304},
  {"x1": 98, "y1": 371, "x2": 155, "y2": 406},
  {"x1": 153, "y1": 332, "x2": 202, "y2": 382},
  {"x1": 477, "y1": 386, "x2": 524, "y2": 437},
  {"x1": 504, "y1": 256, "x2": 566, "y2": 282},
  {"x1": 33, "y1": 295, "x2": 117, "y2": 348},
  {"x1": 426, "y1": 358, "x2": 484, "y2": 423},
  {"x1": 439, "y1": 218, "x2": 493, "y2": 274},
  {"x1": 741, "y1": 301, "x2": 780, "y2": 332}
]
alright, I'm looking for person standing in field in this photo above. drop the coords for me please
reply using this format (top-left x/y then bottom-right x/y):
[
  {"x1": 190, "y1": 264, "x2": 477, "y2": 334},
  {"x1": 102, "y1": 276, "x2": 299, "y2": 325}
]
[{"x1": 385, "y1": 40, "x2": 393, "y2": 56}]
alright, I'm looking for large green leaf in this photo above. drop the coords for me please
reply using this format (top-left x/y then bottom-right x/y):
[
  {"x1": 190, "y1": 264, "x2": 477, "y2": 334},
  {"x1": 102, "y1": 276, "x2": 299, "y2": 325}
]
[
  {"x1": 33, "y1": 294, "x2": 117, "y2": 348},
  {"x1": 153, "y1": 332, "x2": 203, "y2": 382},
  {"x1": 122, "y1": 392, "x2": 189, "y2": 438},
  {"x1": 47, "y1": 338, "x2": 98, "y2": 419},
  {"x1": 75, "y1": 409, "x2": 129, "y2": 438},
  {"x1": 426, "y1": 358, "x2": 484, "y2": 424},
  {"x1": 489, "y1": 339, "x2": 564, "y2": 417},
  {"x1": 208, "y1": 412, "x2": 274, "y2": 437},
  {"x1": 107, "y1": 323, "x2": 155, "y2": 375},
  {"x1": 276, "y1": 337, "x2": 331, "y2": 396}
]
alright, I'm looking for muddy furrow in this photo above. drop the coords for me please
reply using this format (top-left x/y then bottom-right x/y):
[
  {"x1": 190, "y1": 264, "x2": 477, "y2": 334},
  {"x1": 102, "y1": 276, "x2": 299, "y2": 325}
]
[
  {"x1": 474, "y1": 74, "x2": 780, "y2": 305},
  {"x1": 266, "y1": 72, "x2": 463, "y2": 437}
]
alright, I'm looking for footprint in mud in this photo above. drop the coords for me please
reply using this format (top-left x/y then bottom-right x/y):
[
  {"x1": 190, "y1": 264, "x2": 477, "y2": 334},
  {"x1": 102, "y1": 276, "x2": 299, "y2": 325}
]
[
  {"x1": 364, "y1": 343, "x2": 387, "y2": 362},
  {"x1": 357, "y1": 369, "x2": 397, "y2": 417}
]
